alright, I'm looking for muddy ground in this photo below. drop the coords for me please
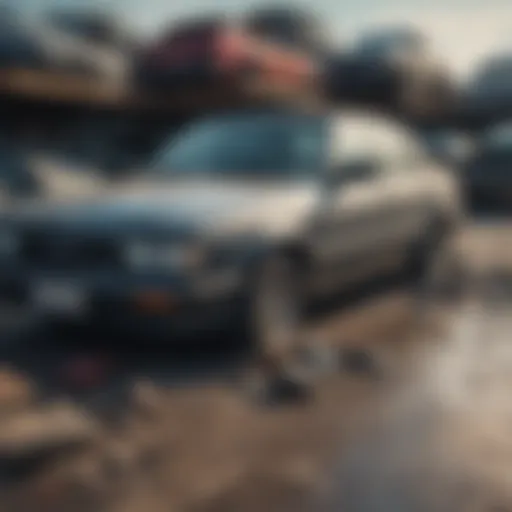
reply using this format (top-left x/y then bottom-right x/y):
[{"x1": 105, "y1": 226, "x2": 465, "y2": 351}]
[{"x1": 0, "y1": 219, "x2": 510, "y2": 512}]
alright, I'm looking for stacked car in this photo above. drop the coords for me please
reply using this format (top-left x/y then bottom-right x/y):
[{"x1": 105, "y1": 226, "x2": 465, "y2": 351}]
[
  {"x1": 134, "y1": 12, "x2": 320, "y2": 100},
  {"x1": 460, "y1": 54, "x2": 512, "y2": 127},
  {"x1": 325, "y1": 26, "x2": 456, "y2": 118},
  {"x1": 0, "y1": 4, "x2": 460, "y2": 123},
  {"x1": 0, "y1": 8, "x2": 134, "y2": 85},
  {"x1": 0, "y1": 4, "x2": 469, "y2": 184}
]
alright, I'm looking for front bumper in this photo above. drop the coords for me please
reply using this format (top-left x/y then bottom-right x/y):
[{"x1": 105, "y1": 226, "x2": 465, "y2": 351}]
[{"x1": 0, "y1": 264, "x2": 248, "y2": 340}]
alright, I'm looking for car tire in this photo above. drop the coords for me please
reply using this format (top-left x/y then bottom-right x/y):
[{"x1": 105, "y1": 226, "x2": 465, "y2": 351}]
[
  {"x1": 240, "y1": 254, "x2": 305, "y2": 362},
  {"x1": 407, "y1": 223, "x2": 465, "y2": 303}
]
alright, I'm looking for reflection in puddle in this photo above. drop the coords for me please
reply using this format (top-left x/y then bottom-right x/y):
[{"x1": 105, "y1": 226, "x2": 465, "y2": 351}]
[{"x1": 327, "y1": 271, "x2": 512, "y2": 512}]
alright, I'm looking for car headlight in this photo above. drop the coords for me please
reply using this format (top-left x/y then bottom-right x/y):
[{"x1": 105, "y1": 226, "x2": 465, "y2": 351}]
[
  {"x1": 123, "y1": 241, "x2": 206, "y2": 271},
  {"x1": 0, "y1": 230, "x2": 20, "y2": 257}
]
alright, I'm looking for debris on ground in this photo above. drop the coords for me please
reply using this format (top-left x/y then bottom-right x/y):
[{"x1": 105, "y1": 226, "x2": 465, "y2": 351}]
[
  {"x1": 0, "y1": 367, "x2": 35, "y2": 413},
  {"x1": 0, "y1": 401, "x2": 101, "y2": 461},
  {"x1": 0, "y1": 223, "x2": 507, "y2": 512},
  {"x1": 59, "y1": 353, "x2": 116, "y2": 392}
]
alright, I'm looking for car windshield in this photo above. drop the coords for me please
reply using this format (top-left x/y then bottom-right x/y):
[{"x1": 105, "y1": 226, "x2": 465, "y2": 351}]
[{"x1": 151, "y1": 112, "x2": 325, "y2": 179}]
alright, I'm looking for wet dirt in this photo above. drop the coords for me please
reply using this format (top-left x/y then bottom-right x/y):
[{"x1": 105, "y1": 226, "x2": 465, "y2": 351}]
[{"x1": 0, "y1": 219, "x2": 510, "y2": 512}]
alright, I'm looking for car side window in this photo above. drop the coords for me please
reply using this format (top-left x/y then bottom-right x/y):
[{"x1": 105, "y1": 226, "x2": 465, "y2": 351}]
[{"x1": 328, "y1": 112, "x2": 429, "y2": 180}]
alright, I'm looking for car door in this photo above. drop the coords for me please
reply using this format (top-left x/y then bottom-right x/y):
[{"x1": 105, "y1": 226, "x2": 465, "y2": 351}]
[
  {"x1": 372, "y1": 119, "x2": 450, "y2": 252},
  {"x1": 308, "y1": 111, "x2": 399, "y2": 293}
]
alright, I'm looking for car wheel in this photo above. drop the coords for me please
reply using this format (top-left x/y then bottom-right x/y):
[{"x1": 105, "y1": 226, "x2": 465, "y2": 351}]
[
  {"x1": 242, "y1": 255, "x2": 304, "y2": 361},
  {"x1": 408, "y1": 225, "x2": 466, "y2": 306}
]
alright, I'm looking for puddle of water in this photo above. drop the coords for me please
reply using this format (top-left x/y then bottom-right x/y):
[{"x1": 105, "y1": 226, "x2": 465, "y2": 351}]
[{"x1": 326, "y1": 263, "x2": 512, "y2": 512}]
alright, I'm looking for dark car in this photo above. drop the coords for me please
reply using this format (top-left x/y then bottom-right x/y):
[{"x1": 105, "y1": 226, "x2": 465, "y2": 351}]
[
  {"x1": 135, "y1": 15, "x2": 318, "y2": 97},
  {"x1": 463, "y1": 121, "x2": 512, "y2": 212},
  {"x1": 461, "y1": 54, "x2": 512, "y2": 126},
  {"x1": 0, "y1": 108, "x2": 461, "y2": 355},
  {"x1": 326, "y1": 27, "x2": 455, "y2": 117}
]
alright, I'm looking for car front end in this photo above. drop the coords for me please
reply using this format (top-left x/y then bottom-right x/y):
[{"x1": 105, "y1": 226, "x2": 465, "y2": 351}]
[
  {"x1": 0, "y1": 215, "x2": 259, "y2": 340},
  {"x1": 0, "y1": 109, "x2": 321, "y2": 341}
]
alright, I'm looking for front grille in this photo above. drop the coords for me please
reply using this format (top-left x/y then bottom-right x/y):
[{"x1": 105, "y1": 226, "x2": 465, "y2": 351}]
[{"x1": 21, "y1": 231, "x2": 120, "y2": 271}]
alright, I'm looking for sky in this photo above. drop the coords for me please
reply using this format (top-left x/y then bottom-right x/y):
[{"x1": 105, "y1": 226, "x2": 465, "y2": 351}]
[{"x1": 16, "y1": 0, "x2": 512, "y2": 81}]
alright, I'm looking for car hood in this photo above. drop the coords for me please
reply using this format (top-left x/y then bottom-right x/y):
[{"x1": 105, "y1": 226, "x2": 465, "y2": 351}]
[{"x1": 14, "y1": 178, "x2": 318, "y2": 239}]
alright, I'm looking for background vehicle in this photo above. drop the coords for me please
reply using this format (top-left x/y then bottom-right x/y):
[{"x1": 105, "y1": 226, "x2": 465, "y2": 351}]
[
  {"x1": 135, "y1": 15, "x2": 318, "y2": 97},
  {"x1": 462, "y1": 121, "x2": 512, "y2": 212},
  {"x1": 46, "y1": 9, "x2": 137, "y2": 53},
  {"x1": 419, "y1": 128, "x2": 475, "y2": 167},
  {"x1": 0, "y1": 138, "x2": 107, "y2": 201},
  {"x1": 0, "y1": 9, "x2": 130, "y2": 83},
  {"x1": 461, "y1": 54, "x2": 512, "y2": 125},
  {"x1": 0, "y1": 108, "x2": 461, "y2": 356},
  {"x1": 326, "y1": 26, "x2": 455, "y2": 117}
]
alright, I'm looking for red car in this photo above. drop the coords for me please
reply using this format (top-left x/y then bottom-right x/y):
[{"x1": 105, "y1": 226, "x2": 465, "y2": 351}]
[{"x1": 135, "y1": 17, "x2": 318, "y2": 97}]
